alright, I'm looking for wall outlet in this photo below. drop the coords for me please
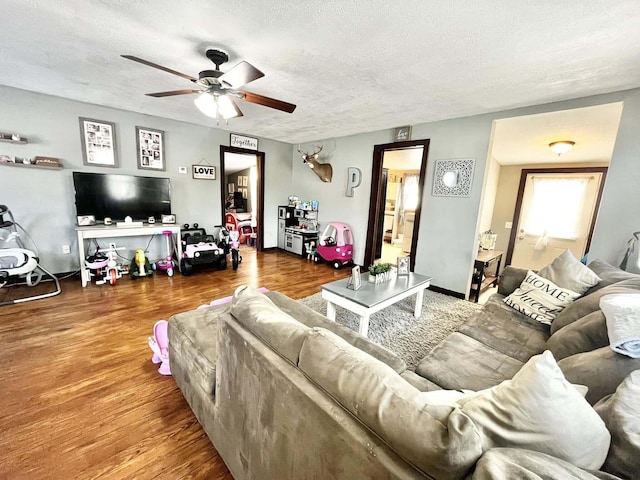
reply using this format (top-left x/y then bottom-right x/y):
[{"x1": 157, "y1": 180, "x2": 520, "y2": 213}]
[
  {"x1": 109, "y1": 242, "x2": 117, "y2": 250},
  {"x1": 178, "y1": 166, "x2": 187, "y2": 174},
  {"x1": 505, "y1": 221, "x2": 513, "y2": 229},
  {"x1": 62, "y1": 245, "x2": 71, "y2": 254}
]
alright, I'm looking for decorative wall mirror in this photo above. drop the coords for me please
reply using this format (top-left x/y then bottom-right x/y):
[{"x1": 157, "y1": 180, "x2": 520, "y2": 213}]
[
  {"x1": 442, "y1": 170, "x2": 459, "y2": 188},
  {"x1": 432, "y1": 158, "x2": 475, "y2": 197}
]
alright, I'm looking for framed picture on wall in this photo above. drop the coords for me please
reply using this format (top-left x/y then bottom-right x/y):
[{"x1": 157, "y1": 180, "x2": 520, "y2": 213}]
[
  {"x1": 241, "y1": 175, "x2": 248, "y2": 187},
  {"x1": 136, "y1": 126, "x2": 165, "y2": 171},
  {"x1": 228, "y1": 183, "x2": 235, "y2": 193},
  {"x1": 241, "y1": 187, "x2": 248, "y2": 198},
  {"x1": 79, "y1": 117, "x2": 118, "y2": 167}
]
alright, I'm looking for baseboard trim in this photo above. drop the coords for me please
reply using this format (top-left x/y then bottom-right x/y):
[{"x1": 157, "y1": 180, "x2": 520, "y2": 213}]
[{"x1": 428, "y1": 284, "x2": 465, "y2": 299}]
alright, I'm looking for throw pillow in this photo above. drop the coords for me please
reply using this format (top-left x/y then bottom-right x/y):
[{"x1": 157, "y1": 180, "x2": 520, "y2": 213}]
[
  {"x1": 457, "y1": 351, "x2": 611, "y2": 470},
  {"x1": 538, "y1": 249, "x2": 601, "y2": 295},
  {"x1": 504, "y1": 271, "x2": 581, "y2": 325},
  {"x1": 594, "y1": 370, "x2": 640, "y2": 479}
]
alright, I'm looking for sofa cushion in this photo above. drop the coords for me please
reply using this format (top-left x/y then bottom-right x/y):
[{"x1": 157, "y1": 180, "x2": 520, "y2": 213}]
[
  {"x1": 504, "y1": 271, "x2": 581, "y2": 325},
  {"x1": 586, "y1": 259, "x2": 640, "y2": 294},
  {"x1": 400, "y1": 370, "x2": 443, "y2": 392},
  {"x1": 230, "y1": 285, "x2": 309, "y2": 364},
  {"x1": 538, "y1": 249, "x2": 601, "y2": 295},
  {"x1": 459, "y1": 294, "x2": 549, "y2": 362},
  {"x1": 558, "y1": 346, "x2": 640, "y2": 405},
  {"x1": 545, "y1": 310, "x2": 609, "y2": 360},
  {"x1": 594, "y1": 371, "x2": 640, "y2": 479},
  {"x1": 471, "y1": 448, "x2": 620, "y2": 480},
  {"x1": 415, "y1": 332, "x2": 524, "y2": 391},
  {"x1": 457, "y1": 351, "x2": 611, "y2": 471},
  {"x1": 168, "y1": 304, "x2": 225, "y2": 396},
  {"x1": 266, "y1": 290, "x2": 406, "y2": 373},
  {"x1": 298, "y1": 327, "x2": 484, "y2": 480},
  {"x1": 551, "y1": 278, "x2": 640, "y2": 335}
]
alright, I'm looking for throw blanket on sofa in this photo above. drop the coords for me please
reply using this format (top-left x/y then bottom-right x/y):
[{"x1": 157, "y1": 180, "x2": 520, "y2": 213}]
[{"x1": 601, "y1": 294, "x2": 640, "y2": 358}]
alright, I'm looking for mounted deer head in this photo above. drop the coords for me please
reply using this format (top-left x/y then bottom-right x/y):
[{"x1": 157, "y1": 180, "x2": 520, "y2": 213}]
[{"x1": 297, "y1": 144, "x2": 333, "y2": 183}]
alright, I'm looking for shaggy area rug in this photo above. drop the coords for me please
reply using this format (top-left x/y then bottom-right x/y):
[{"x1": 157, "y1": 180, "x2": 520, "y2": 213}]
[{"x1": 298, "y1": 290, "x2": 482, "y2": 369}]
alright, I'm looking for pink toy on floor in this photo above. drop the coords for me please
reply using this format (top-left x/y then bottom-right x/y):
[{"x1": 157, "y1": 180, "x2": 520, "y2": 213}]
[{"x1": 148, "y1": 320, "x2": 171, "y2": 375}]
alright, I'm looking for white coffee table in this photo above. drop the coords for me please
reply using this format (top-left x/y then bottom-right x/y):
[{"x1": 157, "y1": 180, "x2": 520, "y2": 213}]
[{"x1": 321, "y1": 272, "x2": 432, "y2": 337}]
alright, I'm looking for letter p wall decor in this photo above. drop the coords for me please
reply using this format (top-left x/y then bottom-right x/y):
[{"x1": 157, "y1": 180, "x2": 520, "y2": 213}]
[{"x1": 346, "y1": 167, "x2": 362, "y2": 197}]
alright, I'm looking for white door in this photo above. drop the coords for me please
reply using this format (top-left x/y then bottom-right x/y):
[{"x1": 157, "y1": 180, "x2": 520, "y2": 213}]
[{"x1": 511, "y1": 172, "x2": 603, "y2": 270}]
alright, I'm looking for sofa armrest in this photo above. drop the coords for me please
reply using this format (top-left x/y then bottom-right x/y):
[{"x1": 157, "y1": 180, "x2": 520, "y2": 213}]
[{"x1": 497, "y1": 266, "x2": 529, "y2": 296}]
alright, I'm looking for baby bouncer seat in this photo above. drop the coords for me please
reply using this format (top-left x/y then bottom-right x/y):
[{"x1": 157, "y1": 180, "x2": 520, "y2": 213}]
[{"x1": 0, "y1": 205, "x2": 61, "y2": 306}]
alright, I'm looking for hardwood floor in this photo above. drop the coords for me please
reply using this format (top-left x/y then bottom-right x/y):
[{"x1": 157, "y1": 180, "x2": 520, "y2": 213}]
[{"x1": 0, "y1": 248, "x2": 350, "y2": 479}]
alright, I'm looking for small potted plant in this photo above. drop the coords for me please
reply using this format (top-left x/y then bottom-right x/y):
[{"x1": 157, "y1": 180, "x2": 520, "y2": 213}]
[{"x1": 368, "y1": 262, "x2": 395, "y2": 284}]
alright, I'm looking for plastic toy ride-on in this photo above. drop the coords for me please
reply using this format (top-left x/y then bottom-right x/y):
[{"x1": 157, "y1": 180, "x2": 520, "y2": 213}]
[
  {"x1": 180, "y1": 224, "x2": 227, "y2": 276},
  {"x1": 315, "y1": 222, "x2": 354, "y2": 269},
  {"x1": 152, "y1": 230, "x2": 177, "y2": 277},
  {"x1": 130, "y1": 248, "x2": 153, "y2": 279}
]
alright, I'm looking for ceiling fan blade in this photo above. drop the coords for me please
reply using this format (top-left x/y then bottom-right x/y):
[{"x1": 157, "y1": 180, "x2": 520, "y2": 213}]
[
  {"x1": 146, "y1": 89, "x2": 201, "y2": 97},
  {"x1": 226, "y1": 98, "x2": 244, "y2": 119},
  {"x1": 121, "y1": 55, "x2": 197, "y2": 82},
  {"x1": 239, "y1": 91, "x2": 297, "y2": 113},
  {"x1": 219, "y1": 61, "x2": 264, "y2": 89}
]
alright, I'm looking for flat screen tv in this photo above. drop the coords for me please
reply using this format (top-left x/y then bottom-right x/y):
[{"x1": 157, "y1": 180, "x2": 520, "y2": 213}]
[{"x1": 73, "y1": 172, "x2": 171, "y2": 222}]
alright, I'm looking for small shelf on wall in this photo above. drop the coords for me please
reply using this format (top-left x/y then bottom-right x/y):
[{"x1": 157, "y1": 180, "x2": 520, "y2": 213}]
[
  {"x1": 0, "y1": 133, "x2": 28, "y2": 144},
  {"x1": 0, "y1": 161, "x2": 62, "y2": 170}
]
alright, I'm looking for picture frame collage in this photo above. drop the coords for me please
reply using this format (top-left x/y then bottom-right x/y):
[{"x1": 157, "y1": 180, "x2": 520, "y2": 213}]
[
  {"x1": 136, "y1": 126, "x2": 165, "y2": 171},
  {"x1": 79, "y1": 117, "x2": 166, "y2": 171},
  {"x1": 79, "y1": 118, "x2": 118, "y2": 168},
  {"x1": 238, "y1": 175, "x2": 249, "y2": 198}
]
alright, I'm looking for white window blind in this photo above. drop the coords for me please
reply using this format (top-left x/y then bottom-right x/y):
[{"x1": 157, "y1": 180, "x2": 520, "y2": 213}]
[
  {"x1": 402, "y1": 175, "x2": 420, "y2": 211},
  {"x1": 524, "y1": 176, "x2": 590, "y2": 240}
]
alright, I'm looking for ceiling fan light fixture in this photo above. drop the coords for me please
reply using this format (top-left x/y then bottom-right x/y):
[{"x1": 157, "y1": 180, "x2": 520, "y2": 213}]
[
  {"x1": 549, "y1": 140, "x2": 575, "y2": 155},
  {"x1": 194, "y1": 92, "x2": 218, "y2": 118},
  {"x1": 218, "y1": 95, "x2": 240, "y2": 120}
]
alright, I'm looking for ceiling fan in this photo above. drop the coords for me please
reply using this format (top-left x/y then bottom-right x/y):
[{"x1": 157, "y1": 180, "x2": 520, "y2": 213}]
[{"x1": 122, "y1": 49, "x2": 296, "y2": 123}]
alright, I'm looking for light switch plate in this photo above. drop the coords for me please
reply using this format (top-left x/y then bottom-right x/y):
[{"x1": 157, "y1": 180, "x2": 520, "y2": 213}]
[
  {"x1": 178, "y1": 166, "x2": 187, "y2": 174},
  {"x1": 505, "y1": 221, "x2": 513, "y2": 229}
]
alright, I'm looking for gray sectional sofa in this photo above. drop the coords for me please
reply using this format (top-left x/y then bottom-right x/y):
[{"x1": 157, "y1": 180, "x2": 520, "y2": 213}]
[{"x1": 168, "y1": 259, "x2": 640, "y2": 480}]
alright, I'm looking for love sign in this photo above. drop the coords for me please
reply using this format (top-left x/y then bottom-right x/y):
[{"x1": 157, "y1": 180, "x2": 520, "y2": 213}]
[{"x1": 192, "y1": 165, "x2": 216, "y2": 180}]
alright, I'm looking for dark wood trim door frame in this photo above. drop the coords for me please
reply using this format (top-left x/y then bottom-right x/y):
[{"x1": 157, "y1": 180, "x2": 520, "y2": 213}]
[
  {"x1": 363, "y1": 139, "x2": 430, "y2": 271},
  {"x1": 505, "y1": 166, "x2": 608, "y2": 266},
  {"x1": 219, "y1": 145, "x2": 265, "y2": 252}
]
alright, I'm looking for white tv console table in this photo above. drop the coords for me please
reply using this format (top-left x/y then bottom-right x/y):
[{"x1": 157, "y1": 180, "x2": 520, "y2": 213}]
[{"x1": 75, "y1": 224, "x2": 182, "y2": 287}]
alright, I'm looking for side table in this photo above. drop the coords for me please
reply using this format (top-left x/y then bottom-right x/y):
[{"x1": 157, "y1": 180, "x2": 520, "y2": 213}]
[{"x1": 470, "y1": 250, "x2": 503, "y2": 303}]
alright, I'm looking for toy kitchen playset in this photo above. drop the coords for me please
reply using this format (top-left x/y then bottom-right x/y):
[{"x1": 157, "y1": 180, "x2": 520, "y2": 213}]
[{"x1": 278, "y1": 197, "x2": 319, "y2": 257}]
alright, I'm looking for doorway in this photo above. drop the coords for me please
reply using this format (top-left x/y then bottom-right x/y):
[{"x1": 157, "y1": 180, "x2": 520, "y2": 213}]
[
  {"x1": 506, "y1": 167, "x2": 607, "y2": 269},
  {"x1": 220, "y1": 145, "x2": 265, "y2": 251},
  {"x1": 364, "y1": 139, "x2": 430, "y2": 271}
]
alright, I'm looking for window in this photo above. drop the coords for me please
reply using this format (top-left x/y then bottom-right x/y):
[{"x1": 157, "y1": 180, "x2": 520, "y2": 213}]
[{"x1": 523, "y1": 176, "x2": 590, "y2": 240}]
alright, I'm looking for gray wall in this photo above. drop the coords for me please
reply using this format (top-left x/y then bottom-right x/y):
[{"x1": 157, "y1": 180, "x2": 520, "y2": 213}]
[
  {"x1": 0, "y1": 85, "x2": 292, "y2": 273},
  {"x1": 295, "y1": 88, "x2": 640, "y2": 296},
  {"x1": 3, "y1": 84, "x2": 639, "y2": 293}
]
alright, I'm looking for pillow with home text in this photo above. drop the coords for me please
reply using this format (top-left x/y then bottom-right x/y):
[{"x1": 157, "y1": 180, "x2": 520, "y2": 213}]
[{"x1": 504, "y1": 271, "x2": 580, "y2": 325}]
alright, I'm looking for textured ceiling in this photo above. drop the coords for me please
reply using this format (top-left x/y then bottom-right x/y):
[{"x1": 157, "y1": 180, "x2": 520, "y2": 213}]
[
  {"x1": 1, "y1": 1, "x2": 639, "y2": 144},
  {"x1": 492, "y1": 102, "x2": 624, "y2": 165}
]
